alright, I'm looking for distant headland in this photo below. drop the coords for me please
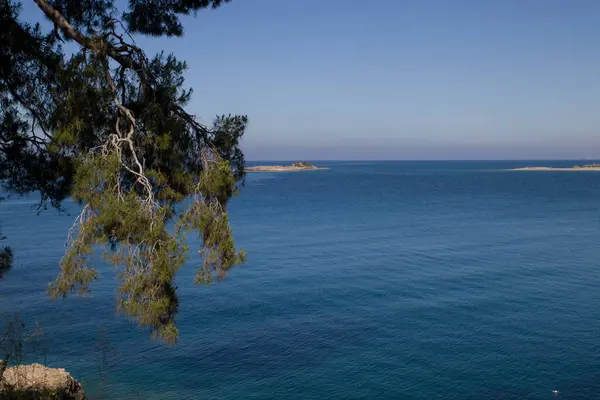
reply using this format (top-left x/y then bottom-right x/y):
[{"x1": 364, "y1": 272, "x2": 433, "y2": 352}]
[
  {"x1": 514, "y1": 163, "x2": 600, "y2": 171},
  {"x1": 245, "y1": 162, "x2": 328, "y2": 173}
]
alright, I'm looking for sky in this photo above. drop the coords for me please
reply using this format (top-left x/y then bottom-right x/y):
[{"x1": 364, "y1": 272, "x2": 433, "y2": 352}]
[{"x1": 20, "y1": 0, "x2": 600, "y2": 160}]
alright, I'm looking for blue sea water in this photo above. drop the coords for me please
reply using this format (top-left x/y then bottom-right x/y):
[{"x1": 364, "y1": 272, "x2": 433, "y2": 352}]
[{"x1": 2, "y1": 161, "x2": 600, "y2": 399}]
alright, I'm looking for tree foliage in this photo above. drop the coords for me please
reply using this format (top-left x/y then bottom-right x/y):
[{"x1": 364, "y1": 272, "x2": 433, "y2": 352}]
[
  {"x1": 0, "y1": 0, "x2": 247, "y2": 342},
  {"x1": 0, "y1": 245, "x2": 12, "y2": 279}
]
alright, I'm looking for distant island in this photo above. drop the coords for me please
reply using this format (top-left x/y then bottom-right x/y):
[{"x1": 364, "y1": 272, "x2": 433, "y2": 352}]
[
  {"x1": 514, "y1": 163, "x2": 600, "y2": 171},
  {"x1": 245, "y1": 162, "x2": 328, "y2": 173}
]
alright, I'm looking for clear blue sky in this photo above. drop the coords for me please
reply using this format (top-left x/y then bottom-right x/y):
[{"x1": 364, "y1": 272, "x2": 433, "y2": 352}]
[{"x1": 22, "y1": 0, "x2": 600, "y2": 160}]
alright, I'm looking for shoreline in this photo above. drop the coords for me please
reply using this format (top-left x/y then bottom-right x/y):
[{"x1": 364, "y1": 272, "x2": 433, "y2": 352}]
[
  {"x1": 245, "y1": 162, "x2": 328, "y2": 173},
  {"x1": 513, "y1": 167, "x2": 600, "y2": 171},
  {"x1": 245, "y1": 166, "x2": 329, "y2": 173}
]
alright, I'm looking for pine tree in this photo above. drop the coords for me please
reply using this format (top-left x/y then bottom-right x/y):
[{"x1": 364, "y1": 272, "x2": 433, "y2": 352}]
[{"x1": 0, "y1": 0, "x2": 247, "y2": 343}]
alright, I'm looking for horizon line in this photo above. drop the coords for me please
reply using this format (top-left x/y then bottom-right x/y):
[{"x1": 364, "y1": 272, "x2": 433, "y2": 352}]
[{"x1": 245, "y1": 158, "x2": 599, "y2": 162}]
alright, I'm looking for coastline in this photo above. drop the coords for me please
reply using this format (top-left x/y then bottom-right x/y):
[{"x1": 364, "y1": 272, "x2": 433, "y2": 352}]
[
  {"x1": 245, "y1": 166, "x2": 329, "y2": 173},
  {"x1": 513, "y1": 167, "x2": 600, "y2": 171},
  {"x1": 245, "y1": 162, "x2": 328, "y2": 173}
]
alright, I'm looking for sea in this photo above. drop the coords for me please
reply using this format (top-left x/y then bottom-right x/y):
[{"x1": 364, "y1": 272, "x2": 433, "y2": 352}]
[{"x1": 1, "y1": 160, "x2": 600, "y2": 399}]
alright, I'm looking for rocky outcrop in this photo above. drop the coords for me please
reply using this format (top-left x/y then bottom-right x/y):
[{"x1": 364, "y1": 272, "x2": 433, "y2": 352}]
[
  {"x1": 245, "y1": 162, "x2": 325, "y2": 172},
  {"x1": 0, "y1": 363, "x2": 85, "y2": 399},
  {"x1": 290, "y1": 162, "x2": 316, "y2": 168},
  {"x1": 514, "y1": 166, "x2": 600, "y2": 171}
]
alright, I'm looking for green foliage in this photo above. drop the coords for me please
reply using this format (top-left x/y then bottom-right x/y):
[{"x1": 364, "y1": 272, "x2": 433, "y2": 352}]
[
  {"x1": 0, "y1": 230, "x2": 12, "y2": 278},
  {"x1": 124, "y1": 0, "x2": 231, "y2": 37},
  {"x1": 1, "y1": 0, "x2": 247, "y2": 342},
  {"x1": 0, "y1": 246, "x2": 14, "y2": 279}
]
